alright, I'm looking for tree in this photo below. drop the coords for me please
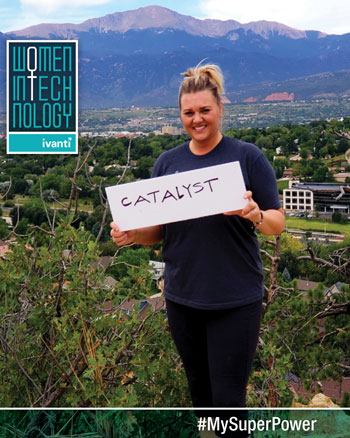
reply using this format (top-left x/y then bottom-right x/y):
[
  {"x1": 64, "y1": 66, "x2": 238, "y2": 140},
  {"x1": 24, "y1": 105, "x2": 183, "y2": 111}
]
[
  {"x1": 10, "y1": 199, "x2": 50, "y2": 227},
  {"x1": 42, "y1": 189, "x2": 60, "y2": 202},
  {"x1": 337, "y1": 138, "x2": 350, "y2": 154},
  {"x1": 133, "y1": 156, "x2": 154, "y2": 179},
  {"x1": 312, "y1": 166, "x2": 327, "y2": 182},
  {"x1": 332, "y1": 211, "x2": 345, "y2": 224},
  {"x1": 255, "y1": 135, "x2": 274, "y2": 150}
]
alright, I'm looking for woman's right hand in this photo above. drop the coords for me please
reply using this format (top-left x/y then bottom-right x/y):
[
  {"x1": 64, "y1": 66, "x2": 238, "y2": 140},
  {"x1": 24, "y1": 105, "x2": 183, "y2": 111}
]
[{"x1": 110, "y1": 222, "x2": 136, "y2": 246}]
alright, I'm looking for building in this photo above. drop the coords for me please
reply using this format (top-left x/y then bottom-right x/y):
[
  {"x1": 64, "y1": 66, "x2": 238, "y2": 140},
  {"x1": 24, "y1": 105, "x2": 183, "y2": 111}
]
[
  {"x1": 116, "y1": 293, "x2": 166, "y2": 320},
  {"x1": 283, "y1": 182, "x2": 313, "y2": 212},
  {"x1": 283, "y1": 180, "x2": 350, "y2": 213},
  {"x1": 161, "y1": 124, "x2": 183, "y2": 135},
  {"x1": 324, "y1": 282, "x2": 348, "y2": 300},
  {"x1": 289, "y1": 154, "x2": 302, "y2": 162},
  {"x1": 148, "y1": 260, "x2": 165, "y2": 281},
  {"x1": 0, "y1": 240, "x2": 10, "y2": 257},
  {"x1": 282, "y1": 168, "x2": 293, "y2": 178},
  {"x1": 296, "y1": 279, "x2": 319, "y2": 292},
  {"x1": 288, "y1": 375, "x2": 350, "y2": 404},
  {"x1": 333, "y1": 172, "x2": 350, "y2": 183}
]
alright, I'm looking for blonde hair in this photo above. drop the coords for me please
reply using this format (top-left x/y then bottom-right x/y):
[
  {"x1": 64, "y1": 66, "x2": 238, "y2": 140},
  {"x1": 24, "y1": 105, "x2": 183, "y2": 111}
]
[{"x1": 178, "y1": 63, "x2": 224, "y2": 107}]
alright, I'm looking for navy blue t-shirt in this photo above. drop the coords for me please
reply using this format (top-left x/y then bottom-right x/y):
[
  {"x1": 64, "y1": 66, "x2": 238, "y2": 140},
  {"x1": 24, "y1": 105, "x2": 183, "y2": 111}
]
[{"x1": 151, "y1": 135, "x2": 280, "y2": 309}]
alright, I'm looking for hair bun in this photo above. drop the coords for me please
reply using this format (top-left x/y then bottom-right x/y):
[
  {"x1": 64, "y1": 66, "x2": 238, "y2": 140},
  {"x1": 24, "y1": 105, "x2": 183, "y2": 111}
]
[
  {"x1": 180, "y1": 63, "x2": 224, "y2": 99},
  {"x1": 196, "y1": 65, "x2": 224, "y2": 95}
]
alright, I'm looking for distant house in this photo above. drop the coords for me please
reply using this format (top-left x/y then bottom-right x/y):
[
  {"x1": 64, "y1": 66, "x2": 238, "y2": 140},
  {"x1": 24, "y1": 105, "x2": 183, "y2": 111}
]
[
  {"x1": 116, "y1": 293, "x2": 166, "y2": 320},
  {"x1": 103, "y1": 276, "x2": 117, "y2": 290},
  {"x1": 333, "y1": 172, "x2": 350, "y2": 183},
  {"x1": 296, "y1": 279, "x2": 319, "y2": 292},
  {"x1": 324, "y1": 282, "x2": 348, "y2": 300},
  {"x1": 149, "y1": 260, "x2": 165, "y2": 280},
  {"x1": 161, "y1": 124, "x2": 183, "y2": 135},
  {"x1": 290, "y1": 155, "x2": 302, "y2": 162},
  {"x1": 282, "y1": 168, "x2": 293, "y2": 178},
  {"x1": 94, "y1": 256, "x2": 113, "y2": 270},
  {"x1": 329, "y1": 167, "x2": 345, "y2": 173},
  {"x1": 0, "y1": 240, "x2": 10, "y2": 257},
  {"x1": 273, "y1": 153, "x2": 287, "y2": 160},
  {"x1": 274, "y1": 147, "x2": 283, "y2": 155},
  {"x1": 288, "y1": 375, "x2": 350, "y2": 403},
  {"x1": 103, "y1": 164, "x2": 119, "y2": 171}
]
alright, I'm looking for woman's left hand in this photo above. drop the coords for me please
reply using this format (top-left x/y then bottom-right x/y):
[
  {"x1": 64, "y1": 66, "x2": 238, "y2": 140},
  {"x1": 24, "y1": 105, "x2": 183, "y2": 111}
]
[{"x1": 223, "y1": 191, "x2": 262, "y2": 224}]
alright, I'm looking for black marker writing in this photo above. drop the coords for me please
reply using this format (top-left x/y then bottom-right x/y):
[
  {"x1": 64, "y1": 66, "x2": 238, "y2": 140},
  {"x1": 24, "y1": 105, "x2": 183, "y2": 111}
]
[
  {"x1": 120, "y1": 176, "x2": 220, "y2": 207},
  {"x1": 203, "y1": 178, "x2": 219, "y2": 192}
]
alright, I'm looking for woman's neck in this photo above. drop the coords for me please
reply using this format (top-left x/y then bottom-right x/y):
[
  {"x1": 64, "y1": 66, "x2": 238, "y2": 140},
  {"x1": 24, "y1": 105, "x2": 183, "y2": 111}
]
[{"x1": 189, "y1": 132, "x2": 223, "y2": 156}]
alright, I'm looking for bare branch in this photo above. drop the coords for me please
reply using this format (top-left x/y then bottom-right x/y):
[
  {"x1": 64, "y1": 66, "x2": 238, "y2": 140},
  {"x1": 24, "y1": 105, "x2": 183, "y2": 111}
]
[
  {"x1": 39, "y1": 177, "x2": 54, "y2": 232},
  {"x1": 95, "y1": 138, "x2": 132, "y2": 243},
  {"x1": 320, "y1": 326, "x2": 350, "y2": 345},
  {"x1": 297, "y1": 246, "x2": 350, "y2": 278},
  {"x1": 316, "y1": 302, "x2": 350, "y2": 318},
  {"x1": 331, "y1": 129, "x2": 350, "y2": 140},
  {"x1": 66, "y1": 140, "x2": 96, "y2": 220},
  {"x1": 118, "y1": 138, "x2": 132, "y2": 186},
  {"x1": 95, "y1": 200, "x2": 109, "y2": 244}
]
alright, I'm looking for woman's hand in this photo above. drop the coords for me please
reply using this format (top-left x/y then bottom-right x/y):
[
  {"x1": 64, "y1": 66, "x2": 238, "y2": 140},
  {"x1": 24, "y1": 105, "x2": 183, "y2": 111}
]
[
  {"x1": 224, "y1": 191, "x2": 285, "y2": 235},
  {"x1": 110, "y1": 222, "x2": 136, "y2": 246},
  {"x1": 224, "y1": 191, "x2": 262, "y2": 224},
  {"x1": 110, "y1": 222, "x2": 163, "y2": 246}
]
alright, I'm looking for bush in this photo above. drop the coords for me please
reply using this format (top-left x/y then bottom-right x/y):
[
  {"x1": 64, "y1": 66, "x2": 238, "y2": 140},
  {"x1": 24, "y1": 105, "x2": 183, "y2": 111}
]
[{"x1": 0, "y1": 221, "x2": 189, "y2": 407}]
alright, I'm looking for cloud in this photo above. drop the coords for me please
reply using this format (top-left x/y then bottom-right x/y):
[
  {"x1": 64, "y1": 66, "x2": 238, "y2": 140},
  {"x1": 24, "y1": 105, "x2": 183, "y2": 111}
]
[
  {"x1": 198, "y1": 0, "x2": 350, "y2": 34},
  {"x1": 20, "y1": 0, "x2": 112, "y2": 15},
  {"x1": 1, "y1": 0, "x2": 113, "y2": 32}
]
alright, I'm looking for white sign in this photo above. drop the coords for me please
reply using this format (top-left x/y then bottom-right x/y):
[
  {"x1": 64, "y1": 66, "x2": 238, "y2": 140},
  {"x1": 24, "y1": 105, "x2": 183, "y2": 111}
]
[{"x1": 106, "y1": 161, "x2": 247, "y2": 231}]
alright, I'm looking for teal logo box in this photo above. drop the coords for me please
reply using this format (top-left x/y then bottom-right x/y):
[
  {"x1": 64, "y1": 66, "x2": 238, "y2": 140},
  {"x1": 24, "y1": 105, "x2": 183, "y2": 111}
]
[{"x1": 7, "y1": 40, "x2": 78, "y2": 154}]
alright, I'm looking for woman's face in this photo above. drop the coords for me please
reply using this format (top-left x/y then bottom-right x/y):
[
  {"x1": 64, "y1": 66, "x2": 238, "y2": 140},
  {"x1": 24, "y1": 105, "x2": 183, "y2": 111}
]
[{"x1": 180, "y1": 90, "x2": 222, "y2": 148}]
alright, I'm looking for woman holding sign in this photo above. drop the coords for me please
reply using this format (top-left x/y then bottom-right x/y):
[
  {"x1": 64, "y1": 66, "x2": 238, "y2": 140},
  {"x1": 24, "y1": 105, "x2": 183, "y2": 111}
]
[{"x1": 110, "y1": 64, "x2": 284, "y2": 437}]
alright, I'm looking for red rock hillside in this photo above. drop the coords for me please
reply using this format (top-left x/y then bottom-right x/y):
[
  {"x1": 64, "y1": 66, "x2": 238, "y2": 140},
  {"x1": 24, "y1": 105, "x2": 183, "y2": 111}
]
[{"x1": 263, "y1": 92, "x2": 294, "y2": 101}]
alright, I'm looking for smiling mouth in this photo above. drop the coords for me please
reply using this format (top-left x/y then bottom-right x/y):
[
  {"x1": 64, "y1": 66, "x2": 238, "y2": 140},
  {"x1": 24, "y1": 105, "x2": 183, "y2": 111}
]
[{"x1": 193, "y1": 126, "x2": 206, "y2": 131}]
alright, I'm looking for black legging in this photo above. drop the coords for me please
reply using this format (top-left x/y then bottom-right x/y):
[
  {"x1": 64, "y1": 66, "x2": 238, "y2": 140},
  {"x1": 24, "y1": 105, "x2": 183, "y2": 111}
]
[{"x1": 166, "y1": 298, "x2": 262, "y2": 437}]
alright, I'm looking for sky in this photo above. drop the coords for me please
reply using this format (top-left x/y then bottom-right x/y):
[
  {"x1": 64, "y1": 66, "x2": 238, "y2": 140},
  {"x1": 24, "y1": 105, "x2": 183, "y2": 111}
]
[{"x1": 0, "y1": 0, "x2": 350, "y2": 35}]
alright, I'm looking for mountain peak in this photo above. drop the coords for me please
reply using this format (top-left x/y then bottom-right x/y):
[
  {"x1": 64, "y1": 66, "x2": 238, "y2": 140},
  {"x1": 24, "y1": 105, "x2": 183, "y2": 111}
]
[
  {"x1": 5, "y1": 4, "x2": 327, "y2": 40},
  {"x1": 80, "y1": 5, "x2": 188, "y2": 33},
  {"x1": 75, "y1": 5, "x2": 243, "y2": 38},
  {"x1": 5, "y1": 5, "x2": 242, "y2": 38}
]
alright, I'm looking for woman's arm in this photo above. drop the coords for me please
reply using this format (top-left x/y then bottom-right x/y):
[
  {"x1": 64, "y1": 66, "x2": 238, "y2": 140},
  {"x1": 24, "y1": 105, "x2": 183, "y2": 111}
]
[
  {"x1": 224, "y1": 191, "x2": 285, "y2": 236},
  {"x1": 110, "y1": 222, "x2": 163, "y2": 246},
  {"x1": 251, "y1": 208, "x2": 285, "y2": 236}
]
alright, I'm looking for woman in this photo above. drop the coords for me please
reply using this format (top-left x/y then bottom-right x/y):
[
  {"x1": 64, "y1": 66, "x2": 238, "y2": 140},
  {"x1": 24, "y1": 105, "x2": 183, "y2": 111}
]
[{"x1": 110, "y1": 64, "x2": 284, "y2": 437}]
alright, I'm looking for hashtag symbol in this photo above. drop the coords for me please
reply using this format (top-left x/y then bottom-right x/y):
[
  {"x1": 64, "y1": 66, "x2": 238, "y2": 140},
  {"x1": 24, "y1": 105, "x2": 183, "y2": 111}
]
[{"x1": 197, "y1": 417, "x2": 207, "y2": 431}]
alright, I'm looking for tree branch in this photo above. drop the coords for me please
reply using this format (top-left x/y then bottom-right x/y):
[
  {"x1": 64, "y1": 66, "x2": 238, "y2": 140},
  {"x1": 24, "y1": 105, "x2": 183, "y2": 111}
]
[{"x1": 0, "y1": 334, "x2": 43, "y2": 398}]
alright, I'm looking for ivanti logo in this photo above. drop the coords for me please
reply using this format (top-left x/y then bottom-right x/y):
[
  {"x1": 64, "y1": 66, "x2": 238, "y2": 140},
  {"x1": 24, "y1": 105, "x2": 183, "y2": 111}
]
[
  {"x1": 7, "y1": 40, "x2": 78, "y2": 154},
  {"x1": 42, "y1": 137, "x2": 72, "y2": 149}
]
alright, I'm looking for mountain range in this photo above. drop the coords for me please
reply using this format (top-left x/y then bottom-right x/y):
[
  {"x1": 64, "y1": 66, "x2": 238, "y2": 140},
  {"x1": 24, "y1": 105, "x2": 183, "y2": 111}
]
[{"x1": 1, "y1": 5, "x2": 350, "y2": 108}]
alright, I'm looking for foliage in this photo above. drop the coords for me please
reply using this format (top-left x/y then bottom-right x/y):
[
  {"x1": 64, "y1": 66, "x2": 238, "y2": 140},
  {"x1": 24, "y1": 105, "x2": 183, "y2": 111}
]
[
  {"x1": 1, "y1": 123, "x2": 350, "y2": 409},
  {"x1": 0, "y1": 217, "x2": 9, "y2": 239},
  {"x1": 0, "y1": 220, "x2": 189, "y2": 407},
  {"x1": 248, "y1": 236, "x2": 350, "y2": 407},
  {"x1": 332, "y1": 211, "x2": 348, "y2": 224},
  {"x1": 0, "y1": 410, "x2": 198, "y2": 437}
]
